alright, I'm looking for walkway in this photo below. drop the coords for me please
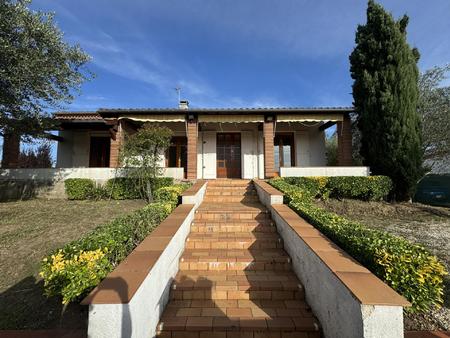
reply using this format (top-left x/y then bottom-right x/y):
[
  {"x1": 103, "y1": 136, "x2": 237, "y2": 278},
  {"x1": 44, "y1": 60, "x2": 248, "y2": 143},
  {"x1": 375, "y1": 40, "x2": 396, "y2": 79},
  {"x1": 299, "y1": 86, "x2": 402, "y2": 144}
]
[{"x1": 157, "y1": 179, "x2": 321, "y2": 337}]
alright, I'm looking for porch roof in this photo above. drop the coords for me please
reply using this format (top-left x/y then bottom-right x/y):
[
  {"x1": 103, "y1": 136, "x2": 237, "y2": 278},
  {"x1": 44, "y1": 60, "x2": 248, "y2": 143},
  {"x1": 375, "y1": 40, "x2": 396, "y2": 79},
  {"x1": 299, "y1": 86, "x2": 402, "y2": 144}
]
[
  {"x1": 54, "y1": 106, "x2": 354, "y2": 123},
  {"x1": 97, "y1": 106, "x2": 354, "y2": 117}
]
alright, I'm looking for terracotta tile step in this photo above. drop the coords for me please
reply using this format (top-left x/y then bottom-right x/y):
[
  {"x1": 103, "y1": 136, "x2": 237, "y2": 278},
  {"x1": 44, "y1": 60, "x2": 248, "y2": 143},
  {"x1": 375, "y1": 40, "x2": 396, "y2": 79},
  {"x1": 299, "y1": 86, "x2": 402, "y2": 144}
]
[
  {"x1": 194, "y1": 213, "x2": 270, "y2": 222},
  {"x1": 190, "y1": 224, "x2": 277, "y2": 233},
  {"x1": 206, "y1": 186, "x2": 255, "y2": 192},
  {"x1": 175, "y1": 271, "x2": 299, "y2": 283},
  {"x1": 203, "y1": 196, "x2": 260, "y2": 203},
  {"x1": 172, "y1": 279, "x2": 302, "y2": 292},
  {"x1": 181, "y1": 249, "x2": 290, "y2": 262},
  {"x1": 197, "y1": 203, "x2": 266, "y2": 212},
  {"x1": 205, "y1": 190, "x2": 256, "y2": 196},
  {"x1": 157, "y1": 316, "x2": 320, "y2": 334},
  {"x1": 179, "y1": 261, "x2": 291, "y2": 272},
  {"x1": 166, "y1": 299, "x2": 311, "y2": 310},
  {"x1": 187, "y1": 232, "x2": 280, "y2": 240},
  {"x1": 192, "y1": 219, "x2": 274, "y2": 226},
  {"x1": 170, "y1": 288, "x2": 304, "y2": 301},
  {"x1": 185, "y1": 235, "x2": 283, "y2": 250},
  {"x1": 207, "y1": 180, "x2": 252, "y2": 187},
  {"x1": 157, "y1": 330, "x2": 320, "y2": 338}
]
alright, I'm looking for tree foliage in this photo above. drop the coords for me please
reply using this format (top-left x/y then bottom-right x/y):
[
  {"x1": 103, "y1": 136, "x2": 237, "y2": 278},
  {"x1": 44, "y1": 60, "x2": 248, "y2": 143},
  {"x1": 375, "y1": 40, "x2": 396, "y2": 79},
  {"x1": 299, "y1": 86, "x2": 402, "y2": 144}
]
[
  {"x1": 119, "y1": 124, "x2": 173, "y2": 202},
  {"x1": 325, "y1": 133, "x2": 338, "y2": 166},
  {"x1": 0, "y1": 0, "x2": 92, "y2": 138},
  {"x1": 350, "y1": 0, "x2": 423, "y2": 201},
  {"x1": 18, "y1": 140, "x2": 52, "y2": 168},
  {"x1": 418, "y1": 64, "x2": 450, "y2": 170}
]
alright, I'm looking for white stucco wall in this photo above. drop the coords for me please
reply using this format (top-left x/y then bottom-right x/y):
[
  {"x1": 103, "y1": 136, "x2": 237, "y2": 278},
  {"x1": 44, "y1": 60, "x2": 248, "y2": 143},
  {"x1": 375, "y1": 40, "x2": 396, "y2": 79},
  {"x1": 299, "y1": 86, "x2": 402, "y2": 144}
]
[{"x1": 308, "y1": 128, "x2": 327, "y2": 166}]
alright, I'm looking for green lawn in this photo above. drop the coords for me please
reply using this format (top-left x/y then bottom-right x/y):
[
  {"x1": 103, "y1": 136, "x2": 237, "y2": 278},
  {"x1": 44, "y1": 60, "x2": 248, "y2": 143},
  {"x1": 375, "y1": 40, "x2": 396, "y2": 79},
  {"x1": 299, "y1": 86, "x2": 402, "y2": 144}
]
[{"x1": 0, "y1": 198, "x2": 146, "y2": 330}]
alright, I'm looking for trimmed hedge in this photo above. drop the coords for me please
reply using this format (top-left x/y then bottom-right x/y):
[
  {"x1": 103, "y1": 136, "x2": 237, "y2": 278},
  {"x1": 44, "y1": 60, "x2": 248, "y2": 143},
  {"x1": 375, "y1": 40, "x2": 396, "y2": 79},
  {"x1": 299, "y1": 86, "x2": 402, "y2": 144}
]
[
  {"x1": 104, "y1": 177, "x2": 141, "y2": 199},
  {"x1": 41, "y1": 181, "x2": 189, "y2": 304},
  {"x1": 269, "y1": 178, "x2": 448, "y2": 312},
  {"x1": 283, "y1": 176, "x2": 392, "y2": 201},
  {"x1": 65, "y1": 178, "x2": 97, "y2": 200},
  {"x1": 64, "y1": 177, "x2": 175, "y2": 200}
]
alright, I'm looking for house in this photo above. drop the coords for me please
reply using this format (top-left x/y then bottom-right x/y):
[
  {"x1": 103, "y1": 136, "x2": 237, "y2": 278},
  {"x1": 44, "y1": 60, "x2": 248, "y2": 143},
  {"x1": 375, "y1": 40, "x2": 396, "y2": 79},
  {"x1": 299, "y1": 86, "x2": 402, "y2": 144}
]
[{"x1": 53, "y1": 101, "x2": 363, "y2": 179}]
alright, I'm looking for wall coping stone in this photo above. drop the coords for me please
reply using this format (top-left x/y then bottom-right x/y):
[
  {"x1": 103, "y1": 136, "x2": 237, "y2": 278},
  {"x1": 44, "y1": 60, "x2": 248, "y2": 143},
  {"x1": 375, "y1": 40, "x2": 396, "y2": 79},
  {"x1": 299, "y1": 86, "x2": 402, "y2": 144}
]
[
  {"x1": 253, "y1": 180, "x2": 284, "y2": 197},
  {"x1": 181, "y1": 180, "x2": 206, "y2": 196},
  {"x1": 81, "y1": 204, "x2": 194, "y2": 305},
  {"x1": 261, "y1": 182, "x2": 410, "y2": 308}
]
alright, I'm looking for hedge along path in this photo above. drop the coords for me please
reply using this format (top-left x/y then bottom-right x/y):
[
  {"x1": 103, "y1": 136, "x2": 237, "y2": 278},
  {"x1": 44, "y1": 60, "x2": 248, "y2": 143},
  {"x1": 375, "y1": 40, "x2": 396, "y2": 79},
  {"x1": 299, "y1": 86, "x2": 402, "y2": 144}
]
[
  {"x1": 269, "y1": 177, "x2": 448, "y2": 312},
  {"x1": 40, "y1": 182, "x2": 191, "y2": 304}
]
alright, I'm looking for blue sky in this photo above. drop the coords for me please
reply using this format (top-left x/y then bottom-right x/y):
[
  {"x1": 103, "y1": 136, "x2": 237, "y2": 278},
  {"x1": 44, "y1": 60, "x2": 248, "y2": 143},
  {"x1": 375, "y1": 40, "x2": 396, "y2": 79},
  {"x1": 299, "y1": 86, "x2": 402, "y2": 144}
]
[
  {"x1": 1, "y1": 1, "x2": 450, "y2": 160},
  {"x1": 30, "y1": 0, "x2": 450, "y2": 110}
]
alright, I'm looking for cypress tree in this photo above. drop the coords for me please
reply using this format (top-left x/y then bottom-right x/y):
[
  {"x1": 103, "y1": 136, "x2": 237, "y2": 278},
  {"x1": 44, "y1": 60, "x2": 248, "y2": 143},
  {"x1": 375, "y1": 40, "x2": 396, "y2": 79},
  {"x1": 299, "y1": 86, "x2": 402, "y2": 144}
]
[{"x1": 350, "y1": 0, "x2": 423, "y2": 201}]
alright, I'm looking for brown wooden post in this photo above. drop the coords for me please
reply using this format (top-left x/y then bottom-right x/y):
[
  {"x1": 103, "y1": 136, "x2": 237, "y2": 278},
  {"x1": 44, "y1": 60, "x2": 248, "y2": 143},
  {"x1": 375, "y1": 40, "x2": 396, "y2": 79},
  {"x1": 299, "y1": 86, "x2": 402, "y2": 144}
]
[
  {"x1": 263, "y1": 117, "x2": 275, "y2": 178},
  {"x1": 186, "y1": 115, "x2": 198, "y2": 179},
  {"x1": 337, "y1": 113, "x2": 353, "y2": 166},
  {"x1": 1, "y1": 132, "x2": 20, "y2": 168},
  {"x1": 109, "y1": 120, "x2": 123, "y2": 168}
]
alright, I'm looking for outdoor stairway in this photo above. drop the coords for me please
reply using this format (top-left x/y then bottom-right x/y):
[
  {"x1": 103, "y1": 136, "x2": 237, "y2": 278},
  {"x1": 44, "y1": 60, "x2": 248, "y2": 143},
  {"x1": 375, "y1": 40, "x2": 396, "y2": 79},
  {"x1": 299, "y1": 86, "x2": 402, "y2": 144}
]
[{"x1": 157, "y1": 180, "x2": 321, "y2": 338}]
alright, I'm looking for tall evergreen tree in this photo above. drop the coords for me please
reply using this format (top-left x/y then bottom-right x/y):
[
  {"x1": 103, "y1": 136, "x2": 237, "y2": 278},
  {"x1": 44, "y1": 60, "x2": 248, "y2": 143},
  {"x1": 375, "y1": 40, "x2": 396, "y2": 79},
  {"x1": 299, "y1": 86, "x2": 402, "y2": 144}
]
[{"x1": 350, "y1": 0, "x2": 423, "y2": 201}]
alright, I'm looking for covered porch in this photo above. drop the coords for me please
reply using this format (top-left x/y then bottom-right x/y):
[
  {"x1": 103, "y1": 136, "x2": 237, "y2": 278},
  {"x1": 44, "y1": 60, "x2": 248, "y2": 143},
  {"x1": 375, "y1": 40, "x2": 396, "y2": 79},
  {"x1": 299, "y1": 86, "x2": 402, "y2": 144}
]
[{"x1": 95, "y1": 107, "x2": 358, "y2": 179}]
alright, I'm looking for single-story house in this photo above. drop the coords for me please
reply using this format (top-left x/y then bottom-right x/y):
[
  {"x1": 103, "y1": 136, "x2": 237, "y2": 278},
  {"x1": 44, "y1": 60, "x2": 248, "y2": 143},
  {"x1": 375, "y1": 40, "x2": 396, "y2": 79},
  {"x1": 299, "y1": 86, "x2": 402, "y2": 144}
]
[{"x1": 53, "y1": 101, "x2": 358, "y2": 179}]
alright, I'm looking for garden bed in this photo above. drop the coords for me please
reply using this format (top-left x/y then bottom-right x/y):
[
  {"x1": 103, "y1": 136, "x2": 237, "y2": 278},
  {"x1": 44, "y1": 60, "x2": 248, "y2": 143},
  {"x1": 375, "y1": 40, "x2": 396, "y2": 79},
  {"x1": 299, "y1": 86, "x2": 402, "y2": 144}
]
[
  {"x1": 317, "y1": 198, "x2": 450, "y2": 331},
  {"x1": 0, "y1": 199, "x2": 145, "y2": 330}
]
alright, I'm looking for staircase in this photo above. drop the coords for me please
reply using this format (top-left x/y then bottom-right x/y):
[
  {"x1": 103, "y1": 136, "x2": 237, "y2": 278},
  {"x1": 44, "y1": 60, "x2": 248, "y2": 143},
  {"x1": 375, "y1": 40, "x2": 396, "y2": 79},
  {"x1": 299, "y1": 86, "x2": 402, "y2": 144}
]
[{"x1": 157, "y1": 179, "x2": 321, "y2": 338}]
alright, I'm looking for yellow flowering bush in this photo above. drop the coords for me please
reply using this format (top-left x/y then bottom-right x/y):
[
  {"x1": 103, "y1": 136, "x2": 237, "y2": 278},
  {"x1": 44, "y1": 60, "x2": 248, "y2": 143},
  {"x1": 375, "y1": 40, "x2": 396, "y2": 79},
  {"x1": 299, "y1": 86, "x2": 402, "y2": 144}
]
[
  {"x1": 40, "y1": 248, "x2": 112, "y2": 304},
  {"x1": 270, "y1": 178, "x2": 448, "y2": 312},
  {"x1": 40, "y1": 183, "x2": 189, "y2": 304}
]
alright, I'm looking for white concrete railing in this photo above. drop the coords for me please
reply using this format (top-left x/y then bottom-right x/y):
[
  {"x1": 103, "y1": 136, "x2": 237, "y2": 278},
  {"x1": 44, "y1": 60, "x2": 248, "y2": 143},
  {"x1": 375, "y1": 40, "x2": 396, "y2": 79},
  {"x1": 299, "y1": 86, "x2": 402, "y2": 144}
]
[
  {"x1": 0, "y1": 167, "x2": 185, "y2": 181},
  {"x1": 253, "y1": 180, "x2": 409, "y2": 338},
  {"x1": 280, "y1": 166, "x2": 370, "y2": 177}
]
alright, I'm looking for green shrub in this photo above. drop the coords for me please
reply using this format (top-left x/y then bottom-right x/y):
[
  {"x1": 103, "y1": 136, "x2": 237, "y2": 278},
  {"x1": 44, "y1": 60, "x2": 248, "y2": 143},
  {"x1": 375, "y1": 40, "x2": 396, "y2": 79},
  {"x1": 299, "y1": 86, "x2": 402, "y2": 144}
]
[
  {"x1": 326, "y1": 176, "x2": 392, "y2": 201},
  {"x1": 64, "y1": 179, "x2": 96, "y2": 200},
  {"x1": 153, "y1": 183, "x2": 191, "y2": 206},
  {"x1": 283, "y1": 176, "x2": 392, "y2": 201},
  {"x1": 104, "y1": 177, "x2": 175, "y2": 200},
  {"x1": 104, "y1": 177, "x2": 140, "y2": 199},
  {"x1": 269, "y1": 178, "x2": 448, "y2": 312},
  {"x1": 151, "y1": 177, "x2": 175, "y2": 191},
  {"x1": 40, "y1": 202, "x2": 174, "y2": 304}
]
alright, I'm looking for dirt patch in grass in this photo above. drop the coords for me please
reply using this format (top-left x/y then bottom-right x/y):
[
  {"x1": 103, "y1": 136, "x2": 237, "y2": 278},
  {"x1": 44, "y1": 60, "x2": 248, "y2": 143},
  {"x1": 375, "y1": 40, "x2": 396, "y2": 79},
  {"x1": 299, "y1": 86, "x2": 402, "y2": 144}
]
[
  {"x1": 0, "y1": 198, "x2": 146, "y2": 330},
  {"x1": 316, "y1": 198, "x2": 450, "y2": 331}
]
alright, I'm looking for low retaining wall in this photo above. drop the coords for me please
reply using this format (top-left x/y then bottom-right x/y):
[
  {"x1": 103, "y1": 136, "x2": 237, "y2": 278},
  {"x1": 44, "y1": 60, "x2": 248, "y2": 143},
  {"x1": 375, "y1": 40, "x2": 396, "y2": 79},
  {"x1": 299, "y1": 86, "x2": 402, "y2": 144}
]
[
  {"x1": 0, "y1": 167, "x2": 185, "y2": 200},
  {"x1": 181, "y1": 180, "x2": 207, "y2": 208},
  {"x1": 254, "y1": 180, "x2": 410, "y2": 338},
  {"x1": 0, "y1": 167, "x2": 184, "y2": 181},
  {"x1": 81, "y1": 181, "x2": 207, "y2": 338},
  {"x1": 280, "y1": 166, "x2": 370, "y2": 177}
]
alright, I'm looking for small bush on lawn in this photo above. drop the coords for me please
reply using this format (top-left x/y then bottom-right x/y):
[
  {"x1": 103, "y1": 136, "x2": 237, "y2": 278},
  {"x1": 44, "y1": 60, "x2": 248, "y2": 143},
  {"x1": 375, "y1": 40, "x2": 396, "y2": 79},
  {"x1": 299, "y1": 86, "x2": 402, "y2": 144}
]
[
  {"x1": 40, "y1": 198, "x2": 179, "y2": 304},
  {"x1": 283, "y1": 176, "x2": 392, "y2": 201},
  {"x1": 65, "y1": 179, "x2": 96, "y2": 200},
  {"x1": 269, "y1": 178, "x2": 448, "y2": 312}
]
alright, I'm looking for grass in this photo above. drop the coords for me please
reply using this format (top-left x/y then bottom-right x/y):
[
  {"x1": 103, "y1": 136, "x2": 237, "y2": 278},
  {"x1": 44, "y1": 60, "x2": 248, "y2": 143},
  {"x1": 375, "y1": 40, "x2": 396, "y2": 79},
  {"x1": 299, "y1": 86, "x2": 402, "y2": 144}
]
[
  {"x1": 0, "y1": 198, "x2": 146, "y2": 330},
  {"x1": 316, "y1": 198, "x2": 450, "y2": 331}
]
